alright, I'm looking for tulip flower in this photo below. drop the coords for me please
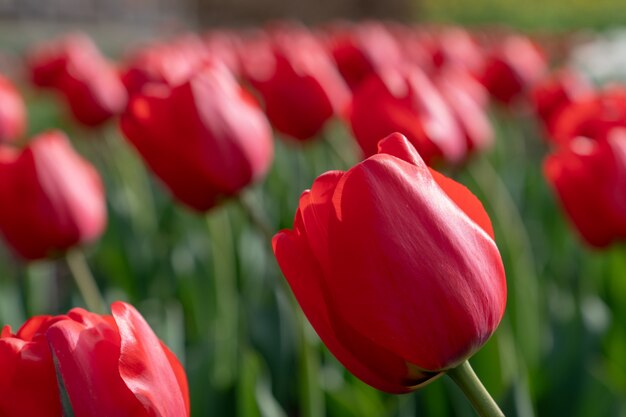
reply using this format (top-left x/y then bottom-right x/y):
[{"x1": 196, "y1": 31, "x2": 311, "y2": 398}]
[
  {"x1": 0, "y1": 131, "x2": 106, "y2": 260},
  {"x1": 273, "y1": 133, "x2": 506, "y2": 397},
  {"x1": 121, "y1": 35, "x2": 212, "y2": 95},
  {"x1": 349, "y1": 67, "x2": 466, "y2": 165},
  {"x1": 430, "y1": 28, "x2": 485, "y2": 75},
  {"x1": 328, "y1": 22, "x2": 403, "y2": 91},
  {"x1": 481, "y1": 35, "x2": 547, "y2": 105},
  {"x1": 27, "y1": 33, "x2": 127, "y2": 127},
  {"x1": 0, "y1": 75, "x2": 26, "y2": 143},
  {"x1": 120, "y1": 62, "x2": 273, "y2": 211},
  {"x1": 242, "y1": 27, "x2": 350, "y2": 141},
  {"x1": 550, "y1": 86, "x2": 626, "y2": 146},
  {"x1": 544, "y1": 130, "x2": 626, "y2": 247},
  {"x1": 0, "y1": 302, "x2": 189, "y2": 417}
]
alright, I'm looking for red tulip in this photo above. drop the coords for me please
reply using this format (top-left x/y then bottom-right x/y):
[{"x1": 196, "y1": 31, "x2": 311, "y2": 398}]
[
  {"x1": 430, "y1": 28, "x2": 484, "y2": 75},
  {"x1": 0, "y1": 131, "x2": 106, "y2": 260},
  {"x1": 544, "y1": 130, "x2": 626, "y2": 247},
  {"x1": 550, "y1": 86, "x2": 626, "y2": 146},
  {"x1": 121, "y1": 35, "x2": 212, "y2": 95},
  {"x1": 0, "y1": 75, "x2": 26, "y2": 143},
  {"x1": 120, "y1": 63, "x2": 273, "y2": 211},
  {"x1": 273, "y1": 133, "x2": 506, "y2": 393},
  {"x1": 329, "y1": 22, "x2": 403, "y2": 91},
  {"x1": 435, "y1": 67, "x2": 493, "y2": 154},
  {"x1": 242, "y1": 27, "x2": 350, "y2": 141},
  {"x1": 349, "y1": 67, "x2": 466, "y2": 165},
  {"x1": 0, "y1": 302, "x2": 189, "y2": 417},
  {"x1": 481, "y1": 35, "x2": 547, "y2": 105},
  {"x1": 27, "y1": 33, "x2": 127, "y2": 127}
]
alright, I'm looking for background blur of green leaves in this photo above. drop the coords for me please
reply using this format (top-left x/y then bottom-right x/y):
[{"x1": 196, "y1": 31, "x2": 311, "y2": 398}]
[{"x1": 1, "y1": 1, "x2": 626, "y2": 416}]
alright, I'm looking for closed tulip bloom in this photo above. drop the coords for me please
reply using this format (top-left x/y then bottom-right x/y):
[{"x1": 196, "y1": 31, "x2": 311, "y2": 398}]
[
  {"x1": 242, "y1": 28, "x2": 350, "y2": 141},
  {"x1": 0, "y1": 302, "x2": 189, "y2": 417},
  {"x1": 0, "y1": 131, "x2": 106, "y2": 260},
  {"x1": 481, "y1": 35, "x2": 547, "y2": 105},
  {"x1": 329, "y1": 22, "x2": 403, "y2": 91},
  {"x1": 430, "y1": 28, "x2": 485, "y2": 75},
  {"x1": 544, "y1": 131, "x2": 626, "y2": 247},
  {"x1": 27, "y1": 33, "x2": 127, "y2": 127},
  {"x1": 550, "y1": 87, "x2": 626, "y2": 146},
  {"x1": 435, "y1": 67, "x2": 493, "y2": 154},
  {"x1": 349, "y1": 67, "x2": 466, "y2": 165},
  {"x1": 273, "y1": 133, "x2": 506, "y2": 393},
  {"x1": 0, "y1": 75, "x2": 26, "y2": 143},
  {"x1": 120, "y1": 63, "x2": 273, "y2": 211}
]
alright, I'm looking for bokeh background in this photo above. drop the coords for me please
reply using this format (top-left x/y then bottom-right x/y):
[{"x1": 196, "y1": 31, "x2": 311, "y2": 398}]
[{"x1": 1, "y1": 1, "x2": 626, "y2": 416}]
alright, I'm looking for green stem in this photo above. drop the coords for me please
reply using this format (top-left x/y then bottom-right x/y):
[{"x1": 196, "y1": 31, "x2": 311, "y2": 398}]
[
  {"x1": 65, "y1": 249, "x2": 106, "y2": 314},
  {"x1": 237, "y1": 191, "x2": 275, "y2": 244},
  {"x1": 447, "y1": 361, "x2": 504, "y2": 417}
]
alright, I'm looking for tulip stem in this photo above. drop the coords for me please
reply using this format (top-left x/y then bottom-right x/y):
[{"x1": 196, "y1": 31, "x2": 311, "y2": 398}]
[
  {"x1": 448, "y1": 361, "x2": 504, "y2": 417},
  {"x1": 65, "y1": 249, "x2": 106, "y2": 314}
]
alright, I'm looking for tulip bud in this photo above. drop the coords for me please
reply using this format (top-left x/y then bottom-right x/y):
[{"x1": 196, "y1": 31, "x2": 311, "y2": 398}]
[
  {"x1": 0, "y1": 302, "x2": 189, "y2": 417},
  {"x1": 0, "y1": 131, "x2": 106, "y2": 260},
  {"x1": 273, "y1": 133, "x2": 506, "y2": 392},
  {"x1": 120, "y1": 63, "x2": 273, "y2": 211},
  {"x1": 544, "y1": 130, "x2": 626, "y2": 247}
]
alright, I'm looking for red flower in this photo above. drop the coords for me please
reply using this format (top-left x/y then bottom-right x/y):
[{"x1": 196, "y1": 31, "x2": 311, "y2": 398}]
[
  {"x1": 550, "y1": 86, "x2": 626, "y2": 146},
  {"x1": 0, "y1": 131, "x2": 106, "y2": 260},
  {"x1": 120, "y1": 63, "x2": 273, "y2": 211},
  {"x1": 0, "y1": 302, "x2": 189, "y2": 417},
  {"x1": 273, "y1": 133, "x2": 506, "y2": 393},
  {"x1": 481, "y1": 36, "x2": 547, "y2": 105},
  {"x1": 27, "y1": 33, "x2": 127, "y2": 127},
  {"x1": 349, "y1": 67, "x2": 466, "y2": 165},
  {"x1": 328, "y1": 22, "x2": 403, "y2": 91},
  {"x1": 241, "y1": 27, "x2": 350, "y2": 141},
  {"x1": 544, "y1": 131, "x2": 626, "y2": 247},
  {"x1": 0, "y1": 75, "x2": 26, "y2": 143},
  {"x1": 121, "y1": 35, "x2": 213, "y2": 95}
]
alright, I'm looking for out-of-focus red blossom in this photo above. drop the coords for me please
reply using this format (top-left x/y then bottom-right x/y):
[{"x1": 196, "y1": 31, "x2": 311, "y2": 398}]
[
  {"x1": 273, "y1": 133, "x2": 506, "y2": 393},
  {"x1": 27, "y1": 33, "x2": 127, "y2": 127},
  {"x1": 120, "y1": 63, "x2": 273, "y2": 212},
  {"x1": 121, "y1": 36, "x2": 212, "y2": 95},
  {"x1": 550, "y1": 86, "x2": 626, "y2": 146},
  {"x1": 0, "y1": 75, "x2": 26, "y2": 143},
  {"x1": 328, "y1": 22, "x2": 403, "y2": 91},
  {"x1": 435, "y1": 67, "x2": 494, "y2": 154},
  {"x1": 0, "y1": 302, "x2": 190, "y2": 417},
  {"x1": 0, "y1": 131, "x2": 106, "y2": 260},
  {"x1": 203, "y1": 30, "x2": 243, "y2": 76},
  {"x1": 544, "y1": 130, "x2": 626, "y2": 247},
  {"x1": 241, "y1": 26, "x2": 350, "y2": 141},
  {"x1": 531, "y1": 70, "x2": 593, "y2": 137},
  {"x1": 430, "y1": 28, "x2": 485, "y2": 75},
  {"x1": 481, "y1": 35, "x2": 547, "y2": 105},
  {"x1": 349, "y1": 66, "x2": 466, "y2": 165}
]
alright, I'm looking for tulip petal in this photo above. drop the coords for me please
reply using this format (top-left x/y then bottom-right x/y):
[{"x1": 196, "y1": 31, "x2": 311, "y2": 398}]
[
  {"x1": 327, "y1": 154, "x2": 506, "y2": 371},
  {"x1": 161, "y1": 342, "x2": 190, "y2": 416},
  {"x1": 112, "y1": 301, "x2": 188, "y2": 417},
  {"x1": 273, "y1": 229, "x2": 435, "y2": 393}
]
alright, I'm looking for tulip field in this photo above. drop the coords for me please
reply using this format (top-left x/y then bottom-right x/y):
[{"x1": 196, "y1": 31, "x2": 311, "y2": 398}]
[{"x1": 1, "y1": 19, "x2": 626, "y2": 417}]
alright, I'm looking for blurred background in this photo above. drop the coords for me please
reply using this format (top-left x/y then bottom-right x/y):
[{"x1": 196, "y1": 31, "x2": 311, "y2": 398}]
[{"x1": 1, "y1": 1, "x2": 626, "y2": 417}]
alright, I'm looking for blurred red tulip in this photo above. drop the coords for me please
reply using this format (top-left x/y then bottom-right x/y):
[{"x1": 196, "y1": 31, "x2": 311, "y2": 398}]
[
  {"x1": 120, "y1": 63, "x2": 273, "y2": 211},
  {"x1": 0, "y1": 302, "x2": 189, "y2": 417},
  {"x1": 273, "y1": 133, "x2": 506, "y2": 392},
  {"x1": 0, "y1": 75, "x2": 26, "y2": 143},
  {"x1": 349, "y1": 67, "x2": 466, "y2": 165},
  {"x1": 242, "y1": 27, "x2": 350, "y2": 141},
  {"x1": 328, "y1": 22, "x2": 403, "y2": 91},
  {"x1": 551, "y1": 86, "x2": 626, "y2": 145},
  {"x1": 435, "y1": 67, "x2": 494, "y2": 154},
  {"x1": 121, "y1": 35, "x2": 212, "y2": 95},
  {"x1": 481, "y1": 35, "x2": 547, "y2": 105},
  {"x1": 430, "y1": 28, "x2": 485, "y2": 75},
  {"x1": 0, "y1": 131, "x2": 106, "y2": 260},
  {"x1": 27, "y1": 33, "x2": 127, "y2": 127},
  {"x1": 544, "y1": 130, "x2": 626, "y2": 247}
]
